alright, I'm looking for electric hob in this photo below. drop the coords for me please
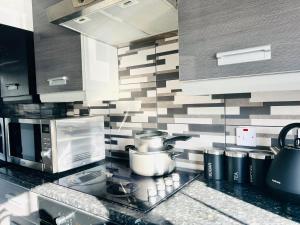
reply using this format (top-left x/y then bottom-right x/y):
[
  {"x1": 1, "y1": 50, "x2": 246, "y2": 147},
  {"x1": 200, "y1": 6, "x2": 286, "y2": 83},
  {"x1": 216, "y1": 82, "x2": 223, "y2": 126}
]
[{"x1": 54, "y1": 160, "x2": 199, "y2": 213}]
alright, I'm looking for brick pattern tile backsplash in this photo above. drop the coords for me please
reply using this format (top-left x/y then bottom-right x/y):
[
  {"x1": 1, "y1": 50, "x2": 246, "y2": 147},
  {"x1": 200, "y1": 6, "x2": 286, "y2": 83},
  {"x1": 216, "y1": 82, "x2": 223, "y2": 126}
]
[{"x1": 72, "y1": 34, "x2": 300, "y2": 171}]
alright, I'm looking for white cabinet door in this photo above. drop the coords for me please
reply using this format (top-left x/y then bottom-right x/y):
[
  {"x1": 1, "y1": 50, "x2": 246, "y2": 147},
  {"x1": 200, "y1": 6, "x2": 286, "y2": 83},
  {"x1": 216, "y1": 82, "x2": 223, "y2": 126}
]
[
  {"x1": 81, "y1": 35, "x2": 119, "y2": 106},
  {"x1": 0, "y1": 0, "x2": 33, "y2": 31}
]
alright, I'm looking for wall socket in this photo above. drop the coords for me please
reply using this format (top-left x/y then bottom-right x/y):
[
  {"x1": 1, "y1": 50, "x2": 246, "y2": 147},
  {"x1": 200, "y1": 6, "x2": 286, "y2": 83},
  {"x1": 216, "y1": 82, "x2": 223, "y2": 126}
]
[{"x1": 236, "y1": 127, "x2": 256, "y2": 147}]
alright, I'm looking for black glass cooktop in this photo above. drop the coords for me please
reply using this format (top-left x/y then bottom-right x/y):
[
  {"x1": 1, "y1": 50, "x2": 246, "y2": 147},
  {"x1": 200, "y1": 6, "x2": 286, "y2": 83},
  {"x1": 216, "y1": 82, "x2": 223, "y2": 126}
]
[{"x1": 54, "y1": 160, "x2": 199, "y2": 213}]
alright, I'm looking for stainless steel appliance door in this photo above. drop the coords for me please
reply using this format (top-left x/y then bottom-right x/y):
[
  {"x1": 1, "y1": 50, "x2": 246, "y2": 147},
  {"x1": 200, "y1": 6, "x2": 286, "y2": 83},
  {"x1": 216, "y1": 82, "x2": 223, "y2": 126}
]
[
  {"x1": 0, "y1": 118, "x2": 6, "y2": 161},
  {"x1": 4, "y1": 118, "x2": 44, "y2": 170},
  {"x1": 54, "y1": 116, "x2": 105, "y2": 173}
]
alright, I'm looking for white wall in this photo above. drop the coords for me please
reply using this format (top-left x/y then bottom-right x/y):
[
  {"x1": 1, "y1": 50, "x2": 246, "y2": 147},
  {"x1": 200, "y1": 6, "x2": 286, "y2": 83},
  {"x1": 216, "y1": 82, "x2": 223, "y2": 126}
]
[{"x1": 0, "y1": 0, "x2": 33, "y2": 31}]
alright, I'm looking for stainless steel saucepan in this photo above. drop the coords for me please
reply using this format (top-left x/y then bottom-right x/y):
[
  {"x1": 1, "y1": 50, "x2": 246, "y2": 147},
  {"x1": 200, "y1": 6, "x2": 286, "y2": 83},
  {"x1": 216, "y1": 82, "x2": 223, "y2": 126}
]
[
  {"x1": 134, "y1": 130, "x2": 191, "y2": 153},
  {"x1": 126, "y1": 145, "x2": 183, "y2": 177}
]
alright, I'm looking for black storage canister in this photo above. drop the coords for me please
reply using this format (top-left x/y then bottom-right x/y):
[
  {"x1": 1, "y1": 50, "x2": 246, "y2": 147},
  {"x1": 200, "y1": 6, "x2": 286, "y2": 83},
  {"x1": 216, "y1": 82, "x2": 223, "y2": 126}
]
[
  {"x1": 249, "y1": 152, "x2": 274, "y2": 187},
  {"x1": 204, "y1": 149, "x2": 225, "y2": 180},
  {"x1": 225, "y1": 151, "x2": 249, "y2": 184}
]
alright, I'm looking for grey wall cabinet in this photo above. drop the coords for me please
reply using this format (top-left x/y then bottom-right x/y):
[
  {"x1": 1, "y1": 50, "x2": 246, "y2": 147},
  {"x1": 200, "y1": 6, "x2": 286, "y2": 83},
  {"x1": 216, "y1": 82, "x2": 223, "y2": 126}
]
[
  {"x1": 179, "y1": 0, "x2": 300, "y2": 81},
  {"x1": 32, "y1": 0, "x2": 82, "y2": 94}
]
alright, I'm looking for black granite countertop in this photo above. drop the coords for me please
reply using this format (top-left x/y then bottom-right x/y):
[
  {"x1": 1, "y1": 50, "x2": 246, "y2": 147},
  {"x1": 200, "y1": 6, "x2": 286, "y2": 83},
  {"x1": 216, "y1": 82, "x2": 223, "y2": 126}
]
[{"x1": 0, "y1": 161, "x2": 300, "y2": 225}]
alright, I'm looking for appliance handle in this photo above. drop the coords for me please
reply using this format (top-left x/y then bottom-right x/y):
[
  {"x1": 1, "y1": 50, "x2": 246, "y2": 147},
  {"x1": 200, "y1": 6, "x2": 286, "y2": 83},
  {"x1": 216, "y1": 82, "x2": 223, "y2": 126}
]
[
  {"x1": 278, "y1": 123, "x2": 300, "y2": 149},
  {"x1": 72, "y1": 0, "x2": 96, "y2": 7},
  {"x1": 5, "y1": 83, "x2": 19, "y2": 90},
  {"x1": 47, "y1": 76, "x2": 68, "y2": 86}
]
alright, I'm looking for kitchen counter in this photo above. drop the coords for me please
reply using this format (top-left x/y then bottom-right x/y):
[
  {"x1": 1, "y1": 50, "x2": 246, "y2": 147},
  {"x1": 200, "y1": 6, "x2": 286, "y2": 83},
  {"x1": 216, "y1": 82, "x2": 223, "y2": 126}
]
[{"x1": 0, "y1": 161, "x2": 299, "y2": 225}]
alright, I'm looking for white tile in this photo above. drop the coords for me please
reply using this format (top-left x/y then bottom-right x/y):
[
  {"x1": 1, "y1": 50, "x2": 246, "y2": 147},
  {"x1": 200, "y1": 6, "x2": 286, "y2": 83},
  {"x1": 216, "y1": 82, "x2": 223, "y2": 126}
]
[
  {"x1": 157, "y1": 108, "x2": 168, "y2": 115},
  {"x1": 188, "y1": 107, "x2": 225, "y2": 115},
  {"x1": 271, "y1": 106, "x2": 300, "y2": 115},
  {"x1": 174, "y1": 117, "x2": 213, "y2": 124},
  {"x1": 251, "y1": 119, "x2": 300, "y2": 126},
  {"x1": 120, "y1": 76, "x2": 149, "y2": 84},
  {"x1": 167, "y1": 124, "x2": 189, "y2": 133},
  {"x1": 188, "y1": 153, "x2": 204, "y2": 162},
  {"x1": 174, "y1": 94, "x2": 222, "y2": 104},
  {"x1": 120, "y1": 83, "x2": 141, "y2": 90},
  {"x1": 147, "y1": 90, "x2": 156, "y2": 97},
  {"x1": 109, "y1": 129, "x2": 133, "y2": 136},
  {"x1": 175, "y1": 136, "x2": 225, "y2": 150},
  {"x1": 131, "y1": 115, "x2": 149, "y2": 123},
  {"x1": 251, "y1": 91, "x2": 300, "y2": 102},
  {"x1": 89, "y1": 109, "x2": 109, "y2": 115},
  {"x1": 130, "y1": 66, "x2": 156, "y2": 76},
  {"x1": 116, "y1": 122, "x2": 143, "y2": 128},
  {"x1": 156, "y1": 42, "x2": 179, "y2": 53},
  {"x1": 115, "y1": 101, "x2": 141, "y2": 111}
]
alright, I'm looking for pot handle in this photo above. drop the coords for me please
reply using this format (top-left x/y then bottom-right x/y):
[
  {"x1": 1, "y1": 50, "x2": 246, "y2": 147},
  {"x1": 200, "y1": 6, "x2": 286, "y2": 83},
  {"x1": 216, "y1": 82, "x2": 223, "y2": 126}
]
[
  {"x1": 295, "y1": 138, "x2": 300, "y2": 148},
  {"x1": 163, "y1": 135, "x2": 191, "y2": 146},
  {"x1": 169, "y1": 151, "x2": 182, "y2": 160},
  {"x1": 125, "y1": 145, "x2": 137, "y2": 151}
]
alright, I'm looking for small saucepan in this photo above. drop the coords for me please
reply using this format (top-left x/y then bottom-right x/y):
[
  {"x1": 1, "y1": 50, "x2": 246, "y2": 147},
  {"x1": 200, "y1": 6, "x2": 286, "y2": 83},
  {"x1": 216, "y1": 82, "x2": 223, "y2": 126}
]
[
  {"x1": 134, "y1": 130, "x2": 191, "y2": 153},
  {"x1": 125, "y1": 145, "x2": 182, "y2": 177}
]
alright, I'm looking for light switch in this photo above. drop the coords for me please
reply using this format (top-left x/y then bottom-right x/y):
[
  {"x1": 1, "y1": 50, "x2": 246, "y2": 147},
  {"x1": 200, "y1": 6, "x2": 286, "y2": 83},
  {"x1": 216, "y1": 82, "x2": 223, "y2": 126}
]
[{"x1": 236, "y1": 127, "x2": 256, "y2": 147}]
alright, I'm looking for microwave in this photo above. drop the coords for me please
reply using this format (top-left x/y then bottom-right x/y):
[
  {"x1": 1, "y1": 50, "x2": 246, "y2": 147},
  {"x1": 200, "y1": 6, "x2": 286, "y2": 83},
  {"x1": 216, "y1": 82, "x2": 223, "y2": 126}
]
[{"x1": 4, "y1": 116, "x2": 105, "y2": 173}]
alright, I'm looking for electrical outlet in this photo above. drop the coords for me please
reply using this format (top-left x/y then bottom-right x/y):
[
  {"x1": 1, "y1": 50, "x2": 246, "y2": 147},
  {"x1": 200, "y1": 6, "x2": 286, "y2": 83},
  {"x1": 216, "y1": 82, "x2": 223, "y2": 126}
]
[{"x1": 236, "y1": 127, "x2": 256, "y2": 147}]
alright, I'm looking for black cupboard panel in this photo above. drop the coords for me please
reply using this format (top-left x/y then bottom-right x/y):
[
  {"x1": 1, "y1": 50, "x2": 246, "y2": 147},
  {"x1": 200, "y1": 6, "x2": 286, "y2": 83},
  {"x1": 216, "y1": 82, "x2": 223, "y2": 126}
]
[
  {"x1": 0, "y1": 24, "x2": 36, "y2": 99},
  {"x1": 32, "y1": 0, "x2": 83, "y2": 94},
  {"x1": 179, "y1": 0, "x2": 300, "y2": 81}
]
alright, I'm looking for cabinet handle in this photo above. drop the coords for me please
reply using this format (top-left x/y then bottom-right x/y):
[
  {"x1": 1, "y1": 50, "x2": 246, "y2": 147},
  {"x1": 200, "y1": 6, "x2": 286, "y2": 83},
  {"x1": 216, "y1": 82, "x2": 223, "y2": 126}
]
[
  {"x1": 47, "y1": 76, "x2": 68, "y2": 86},
  {"x1": 5, "y1": 83, "x2": 19, "y2": 90},
  {"x1": 72, "y1": 0, "x2": 96, "y2": 8},
  {"x1": 216, "y1": 45, "x2": 271, "y2": 66},
  {"x1": 0, "y1": 60, "x2": 19, "y2": 67}
]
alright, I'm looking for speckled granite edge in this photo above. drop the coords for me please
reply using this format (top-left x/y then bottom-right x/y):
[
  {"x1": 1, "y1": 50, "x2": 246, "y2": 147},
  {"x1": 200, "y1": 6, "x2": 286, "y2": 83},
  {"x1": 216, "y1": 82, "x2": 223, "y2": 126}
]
[{"x1": 31, "y1": 182, "x2": 144, "y2": 225}]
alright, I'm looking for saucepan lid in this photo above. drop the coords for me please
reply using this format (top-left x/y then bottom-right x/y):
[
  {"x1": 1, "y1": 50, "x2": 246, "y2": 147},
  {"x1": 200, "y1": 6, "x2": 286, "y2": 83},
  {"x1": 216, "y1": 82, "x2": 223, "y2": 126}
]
[
  {"x1": 249, "y1": 151, "x2": 274, "y2": 160},
  {"x1": 135, "y1": 130, "x2": 168, "y2": 140}
]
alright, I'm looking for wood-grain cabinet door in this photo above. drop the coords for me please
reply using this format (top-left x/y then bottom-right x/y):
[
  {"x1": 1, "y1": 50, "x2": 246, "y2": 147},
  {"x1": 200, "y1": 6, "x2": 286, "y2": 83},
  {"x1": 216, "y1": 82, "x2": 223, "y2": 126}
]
[
  {"x1": 32, "y1": 0, "x2": 83, "y2": 94},
  {"x1": 179, "y1": 0, "x2": 300, "y2": 81}
]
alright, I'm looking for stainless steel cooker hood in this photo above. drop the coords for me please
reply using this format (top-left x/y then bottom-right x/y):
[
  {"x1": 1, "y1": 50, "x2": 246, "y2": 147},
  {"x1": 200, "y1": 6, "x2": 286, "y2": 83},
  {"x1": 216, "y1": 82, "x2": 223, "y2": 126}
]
[{"x1": 47, "y1": 0, "x2": 178, "y2": 46}]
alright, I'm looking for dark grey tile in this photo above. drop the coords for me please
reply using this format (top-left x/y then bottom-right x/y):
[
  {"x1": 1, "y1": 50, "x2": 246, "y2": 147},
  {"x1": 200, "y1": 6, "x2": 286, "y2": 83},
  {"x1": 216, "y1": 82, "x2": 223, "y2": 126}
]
[{"x1": 189, "y1": 124, "x2": 225, "y2": 133}]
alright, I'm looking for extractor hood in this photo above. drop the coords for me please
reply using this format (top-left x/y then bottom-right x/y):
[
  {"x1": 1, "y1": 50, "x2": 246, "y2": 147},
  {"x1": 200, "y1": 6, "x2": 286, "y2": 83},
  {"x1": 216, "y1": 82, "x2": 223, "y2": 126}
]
[{"x1": 47, "y1": 0, "x2": 178, "y2": 46}]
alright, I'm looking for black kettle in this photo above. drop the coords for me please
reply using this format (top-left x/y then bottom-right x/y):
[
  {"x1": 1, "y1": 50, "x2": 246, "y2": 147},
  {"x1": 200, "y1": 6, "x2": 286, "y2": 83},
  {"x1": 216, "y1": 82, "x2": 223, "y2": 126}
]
[{"x1": 266, "y1": 123, "x2": 300, "y2": 202}]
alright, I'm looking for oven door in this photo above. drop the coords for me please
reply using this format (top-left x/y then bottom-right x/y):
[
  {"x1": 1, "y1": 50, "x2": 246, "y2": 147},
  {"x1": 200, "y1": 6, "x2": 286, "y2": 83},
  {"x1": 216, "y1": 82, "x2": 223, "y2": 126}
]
[
  {"x1": 0, "y1": 118, "x2": 6, "y2": 161},
  {"x1": 4, "y1": 118, "x2": 45, "y2": 170}
]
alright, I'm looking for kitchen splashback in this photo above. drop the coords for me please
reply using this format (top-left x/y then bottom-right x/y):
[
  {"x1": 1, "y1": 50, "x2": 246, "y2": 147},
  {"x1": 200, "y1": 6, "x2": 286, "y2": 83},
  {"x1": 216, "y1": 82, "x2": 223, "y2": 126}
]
[{"x1": 69, "y1": 34, "x2": 300, "y2": 171}]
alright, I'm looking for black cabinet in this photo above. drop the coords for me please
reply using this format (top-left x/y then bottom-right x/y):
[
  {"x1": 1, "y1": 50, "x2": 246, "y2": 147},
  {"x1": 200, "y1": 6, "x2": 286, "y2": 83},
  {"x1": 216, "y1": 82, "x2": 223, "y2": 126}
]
[
  {"x1": 32, "y1": 0, "x2": 82, "y2": 94},
  {"x1": 0, "y1": 24, "x2": 37, "y2": 102},
  {"x1": 179, "y1": 0, "x2": 300, "y2": 81}
]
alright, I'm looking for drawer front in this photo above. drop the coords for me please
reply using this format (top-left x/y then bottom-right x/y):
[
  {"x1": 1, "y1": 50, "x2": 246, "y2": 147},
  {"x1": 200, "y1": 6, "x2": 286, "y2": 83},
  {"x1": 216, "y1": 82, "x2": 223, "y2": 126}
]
[{"x1": 38, "y1": 196, "x2": 118, "y2": 225}]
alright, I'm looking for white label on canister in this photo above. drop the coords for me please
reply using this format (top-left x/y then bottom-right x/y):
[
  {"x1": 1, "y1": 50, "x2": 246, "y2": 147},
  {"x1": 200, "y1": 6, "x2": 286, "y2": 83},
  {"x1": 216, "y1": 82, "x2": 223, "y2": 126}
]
[
  {"x1": 208, "y1": 163, "x2": 213, "y2": 177},
  {"x1": 234, "y1": 172, "x2": 239, "y2": 181},
  {"x1": 249, "y1": 165, "x2": 253, "y2": 183}
]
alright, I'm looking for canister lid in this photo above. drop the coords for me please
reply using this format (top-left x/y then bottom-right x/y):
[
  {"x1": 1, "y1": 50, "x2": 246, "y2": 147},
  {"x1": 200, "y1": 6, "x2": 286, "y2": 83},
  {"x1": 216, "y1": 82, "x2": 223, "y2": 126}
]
[
  {"x1": 225, "y1": 150, "x2": 248, "y2": 158},
  {"x1": 204, "y1": 148, "x2": 225, "y2": 155},
  {"x1": 249, "y1": 151, "x2": 274, "y2": 160}
]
